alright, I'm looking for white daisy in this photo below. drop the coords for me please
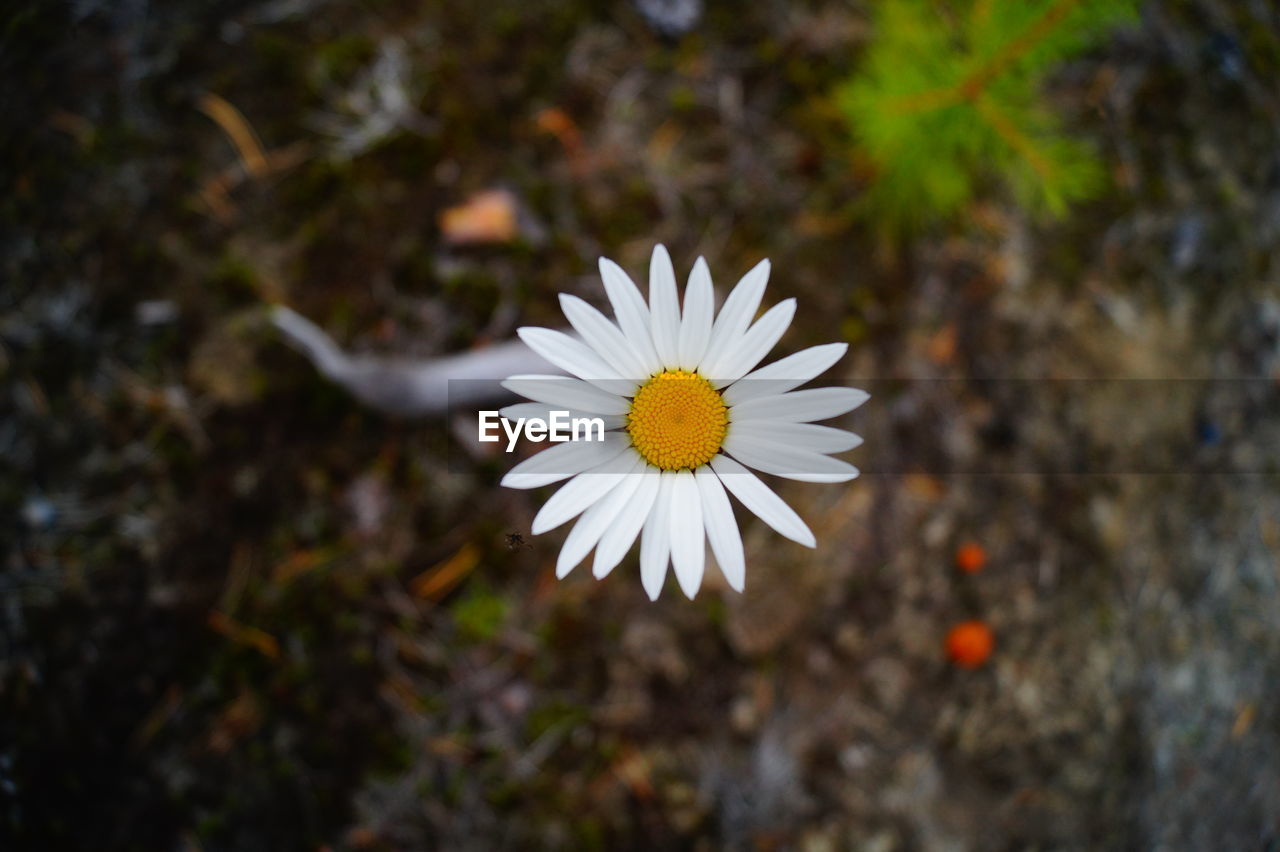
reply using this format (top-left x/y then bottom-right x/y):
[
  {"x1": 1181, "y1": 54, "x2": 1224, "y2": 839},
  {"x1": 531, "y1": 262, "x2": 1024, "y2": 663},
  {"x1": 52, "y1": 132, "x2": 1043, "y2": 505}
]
[{"x1": 500, "y1": 245, "x2": 868, "y2": 600}]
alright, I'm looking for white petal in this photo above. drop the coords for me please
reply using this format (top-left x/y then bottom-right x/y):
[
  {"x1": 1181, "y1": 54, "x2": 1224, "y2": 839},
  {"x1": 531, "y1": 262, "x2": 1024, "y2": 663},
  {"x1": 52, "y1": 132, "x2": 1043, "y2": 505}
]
[
  {"x1": 695, "y1": 468, "x2": 744, "y2": 592},
  {"x1": 648, "y1": 245, "x2": 681, "y2": 368},
  {"x1": 668, "y1": 470, "x2": 705, "y2": 599},
  {"x1": 599, "y1": 258, "x2": 663, "y2": 375},
  {"x1": 722, "y1": 433, "x2": 860, "y2": 483},
  {"x1": 531, "y1": 451, "x2": 638, "y2": 534},
  {"x1": 640, "y1": 472, "x2": 676, "y2": 600},
  {"x1": 555, "y1": 457, "x2": 645, "y2": 577},
  {"x1": 709, "y1": 454, "x2": 816, "y2": 547},
  {"x1": 594, "y1": 469, "x2": 660, "y2": 578},
  {"x1": 516, "y1": 327, "x2": 634, "y2": 396},
  {"x1": 678, "y1": 257, "x2": 714, "y2": 371},
  {"x1": 705, "y1": 298, "x2": 796, "y2": 388},
  {"x1": 698, "y1": 258, "x2": 769, "y2": 377},
  {"x1": 559, "y1": 295, "x2": 650, "y2": 381},
  {"x1": 727, "y1": 421, "x2": 862, "y2": 454},
  {"x1": 721, "y1": 342, "x2": 848, "y2": 406},
  {"x1": 498, "y1": 402, "x2": 625, "y2": 432},
  {"x1": 500, "y1": 433, "x2": 629, "y2": 489},
  {"x1": 502, "y1": 375, "x2": 630, "y2": 416},
  {"x1": 727, "y1": 387, "x2": 869, "y2": 423}
]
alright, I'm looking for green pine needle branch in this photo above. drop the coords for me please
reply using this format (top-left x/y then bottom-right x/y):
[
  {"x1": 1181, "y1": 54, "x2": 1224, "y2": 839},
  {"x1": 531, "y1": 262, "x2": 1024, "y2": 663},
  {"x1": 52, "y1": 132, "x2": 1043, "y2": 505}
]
[{"x1": 837, "y1": 0, "x2": 1138, "y2": 230}]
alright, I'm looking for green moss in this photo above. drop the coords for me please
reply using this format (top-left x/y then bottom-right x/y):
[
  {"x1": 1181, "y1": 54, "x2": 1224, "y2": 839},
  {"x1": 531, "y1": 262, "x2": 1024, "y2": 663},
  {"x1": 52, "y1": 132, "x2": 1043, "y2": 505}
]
[
  {"x1": 669, "y1": 83, "x2": 697, "y2": 114},
  {"x1": 452, "y1": 581, "x2": 509, "y2": 642},
  {"x1": 702, "y1": 594, "x2": 727, "y2": 627},
  {"x1": 210, "y1": 252, "x2": 260, "y2": 304},
  {"x1": 312, "y1": 33, "x2": 379, "y2": 88},
  {"x1": 524, "y1": 697, "x2": 588, "y2": 740}
]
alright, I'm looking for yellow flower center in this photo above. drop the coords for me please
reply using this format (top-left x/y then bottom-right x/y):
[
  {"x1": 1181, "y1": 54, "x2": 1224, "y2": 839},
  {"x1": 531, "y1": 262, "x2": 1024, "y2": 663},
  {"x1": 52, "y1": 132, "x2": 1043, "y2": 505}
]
[{"x1": 627, "y1": 370, "x2": 728, "y2": 471}]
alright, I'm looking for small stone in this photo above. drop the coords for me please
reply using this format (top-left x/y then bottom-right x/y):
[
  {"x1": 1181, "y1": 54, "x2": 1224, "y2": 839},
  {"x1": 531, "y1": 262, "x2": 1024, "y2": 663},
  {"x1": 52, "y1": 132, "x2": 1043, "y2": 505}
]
[
  {"x1": 835, "y1": 624, "x2": 864, "y2": 656},
  {"x1": 730, "y1": 695, "x2": 758, "y2": 735}
]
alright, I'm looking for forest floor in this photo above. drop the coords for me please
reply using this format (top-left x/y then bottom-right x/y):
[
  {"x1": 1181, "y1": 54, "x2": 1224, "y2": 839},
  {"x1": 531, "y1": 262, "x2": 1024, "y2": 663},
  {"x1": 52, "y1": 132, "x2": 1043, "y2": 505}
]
[{"x1": 4, "y1": 1, "x2": 1280, "y2": 849}]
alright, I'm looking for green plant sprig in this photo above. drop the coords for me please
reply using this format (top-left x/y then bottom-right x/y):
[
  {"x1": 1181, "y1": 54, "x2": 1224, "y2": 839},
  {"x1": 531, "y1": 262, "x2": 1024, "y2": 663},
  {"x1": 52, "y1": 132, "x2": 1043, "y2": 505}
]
[{"x1": 837, "y1": 0, "x2": 1138, "y2": 230}]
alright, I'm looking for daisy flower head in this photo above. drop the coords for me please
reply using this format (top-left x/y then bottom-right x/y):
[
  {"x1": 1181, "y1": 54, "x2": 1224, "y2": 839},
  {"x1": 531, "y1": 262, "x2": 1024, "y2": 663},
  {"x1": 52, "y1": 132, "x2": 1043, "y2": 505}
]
[{"x1": 500, "y1": 245, "x2": 868, "y2": 600}]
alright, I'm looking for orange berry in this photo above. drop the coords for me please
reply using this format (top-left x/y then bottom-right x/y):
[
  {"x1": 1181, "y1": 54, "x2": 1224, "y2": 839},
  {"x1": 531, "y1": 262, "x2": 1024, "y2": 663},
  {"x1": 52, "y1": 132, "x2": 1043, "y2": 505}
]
[
  {"x1": 955, "y1": 541, "x2": 986, "y2": 574},
  {"x1": 945, "y1": 621, "x2": 994, "y2": 668}
]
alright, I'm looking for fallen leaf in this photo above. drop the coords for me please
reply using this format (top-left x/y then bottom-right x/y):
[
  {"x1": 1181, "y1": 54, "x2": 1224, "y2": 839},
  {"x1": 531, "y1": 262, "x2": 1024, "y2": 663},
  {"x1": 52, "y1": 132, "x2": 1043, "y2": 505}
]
[
  {"x1": 439, "y1": 189, "x2": 518, "y2": 244},
  {"x1": 611, "y1": 746, "x2": 655, "y2": 801},
  {"x1": 1231, "y1": 703, "x2": 1256, "y2": 739},
  {"x1": 272, "y1": 548, "x2": 331, "y2": 584},
  {"x1": 410, "y1": 542, "x2": 480, "y2": 600},
  {"x1": 207, "y1": 688, "x2": 263, "y2": 754},
  {"x1": 198, "y1": 93, "x2": 269, "y2": 178},
  {"x1": 927, "y1": 324, "x2": 957, "y2": 365},
  {"x1": 207, "y1": 611, "x2": 280, "y2": 659},
  {"x1": 903, "y1": 473, "x2": 946, "y2": 501},
  {"x1": 534, "y1": 107, "x2": 582, "y2": 154}
]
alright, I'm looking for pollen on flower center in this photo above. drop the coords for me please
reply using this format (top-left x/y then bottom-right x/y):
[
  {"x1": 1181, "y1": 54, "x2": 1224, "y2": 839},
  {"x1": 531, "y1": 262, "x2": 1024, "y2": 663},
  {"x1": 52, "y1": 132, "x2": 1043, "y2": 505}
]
[{"x1": 627, "y1": 370, "x2": 728, "y2": 471}]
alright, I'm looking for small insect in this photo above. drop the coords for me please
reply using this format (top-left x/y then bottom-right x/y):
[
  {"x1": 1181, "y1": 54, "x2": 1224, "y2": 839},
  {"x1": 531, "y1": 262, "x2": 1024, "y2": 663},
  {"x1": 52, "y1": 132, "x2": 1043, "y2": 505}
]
[{"x1": 505, "y1": 532, "x2": 530, "y2": 551}]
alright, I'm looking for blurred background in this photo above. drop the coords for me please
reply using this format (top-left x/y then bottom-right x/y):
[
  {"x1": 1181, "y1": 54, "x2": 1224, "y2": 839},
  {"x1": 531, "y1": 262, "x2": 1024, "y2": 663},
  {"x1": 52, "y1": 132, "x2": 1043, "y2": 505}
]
[{"x1": 4, "y1": 0, "x2": 1280, "y2": 849}]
